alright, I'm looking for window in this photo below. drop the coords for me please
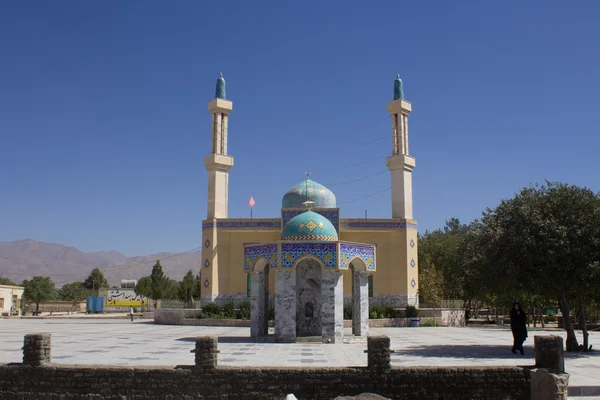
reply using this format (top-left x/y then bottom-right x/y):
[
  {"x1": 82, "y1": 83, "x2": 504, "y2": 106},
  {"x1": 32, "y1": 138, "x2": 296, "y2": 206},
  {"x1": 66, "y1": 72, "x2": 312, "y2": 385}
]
[
  {"x1": 247, "y1": 274, "x2": 251, "y2": 298},
  {"x1": 368, "y1": 275, "x2": 374, "y2": 298}
]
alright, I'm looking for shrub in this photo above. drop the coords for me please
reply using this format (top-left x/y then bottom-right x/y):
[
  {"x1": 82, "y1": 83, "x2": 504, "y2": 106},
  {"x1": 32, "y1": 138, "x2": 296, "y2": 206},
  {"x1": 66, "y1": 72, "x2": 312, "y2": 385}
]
[
  {"x1": 545, "y1": 314, "x2": 556, "y2": 322},
  {"x1": 406, "y1": 305, "x2": 420, "y2": 318},
  {"x1": 420, "y1": 320, "x2": 441, "y2": 327},
  {"x1": 222, "y1": 301, "x2": 236, "y2": 318},
  {"x1": 370, "y1": 311, "x2": 378, "y2": 319},
  {"x1": 343, "y1": 306, "x2": 353, "y2": 320},
  {"x1": 132, "y1": 307, "x2": 139, "y2": 313},
  {"x1": 201, "y1": 302, "x2": 221, "y2": 317},
  {"x1": 236, "y1": 300, "x2": 251, "y2": 320}
]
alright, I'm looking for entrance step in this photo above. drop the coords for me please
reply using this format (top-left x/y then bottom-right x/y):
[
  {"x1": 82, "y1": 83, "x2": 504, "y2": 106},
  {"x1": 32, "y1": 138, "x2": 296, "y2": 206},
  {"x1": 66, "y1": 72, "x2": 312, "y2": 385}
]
[{"x1": 295, "y1": 336, "x2": 322, "y2": 343}]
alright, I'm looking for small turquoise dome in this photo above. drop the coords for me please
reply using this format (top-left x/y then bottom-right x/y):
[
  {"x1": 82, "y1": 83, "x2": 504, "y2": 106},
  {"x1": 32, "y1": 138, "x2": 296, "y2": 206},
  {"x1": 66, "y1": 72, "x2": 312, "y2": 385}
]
[
  {"x1": 282, "y1": 179, "x2": 336, "y2": 209},
  {"x1": 281, "y1": 211, "x2": 338, "y2": 241},
  {"x1": 216, "y1": 72, "x2": 226, "y2": 99},
  {"x1": 394, "y1": 74, "x2": 404, "y2": 100}
]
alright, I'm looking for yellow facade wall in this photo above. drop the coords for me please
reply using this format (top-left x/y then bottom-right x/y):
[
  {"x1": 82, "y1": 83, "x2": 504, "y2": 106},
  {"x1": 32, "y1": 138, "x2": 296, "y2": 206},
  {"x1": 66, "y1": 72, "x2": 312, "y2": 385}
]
[{"x1": 204, "y1": 217, "x2": 418, "y2": 300}]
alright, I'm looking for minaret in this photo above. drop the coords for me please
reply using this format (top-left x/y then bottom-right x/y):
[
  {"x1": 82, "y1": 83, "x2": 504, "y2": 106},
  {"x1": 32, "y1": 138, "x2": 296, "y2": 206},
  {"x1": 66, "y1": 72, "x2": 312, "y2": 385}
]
[
  {"x1": 386, "y1": 75, "x2": 415, "y2": 219},
  {"x1": 204, "y1": 72, "x2": 234, "y2": 219}
]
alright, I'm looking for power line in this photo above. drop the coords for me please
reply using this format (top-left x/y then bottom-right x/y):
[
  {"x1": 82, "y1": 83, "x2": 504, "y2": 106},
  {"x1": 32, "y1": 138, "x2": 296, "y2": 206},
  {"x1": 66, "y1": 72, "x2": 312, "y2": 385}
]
[
  {"x1": 337, "y1": 186, "x2": 392, "y2": 205},
  {"x1": 325, "y1": 169, "x2": 388, "y2": 187},
  {"x1": 312, "y1": 155, "x2": 389, "y2": 172}
]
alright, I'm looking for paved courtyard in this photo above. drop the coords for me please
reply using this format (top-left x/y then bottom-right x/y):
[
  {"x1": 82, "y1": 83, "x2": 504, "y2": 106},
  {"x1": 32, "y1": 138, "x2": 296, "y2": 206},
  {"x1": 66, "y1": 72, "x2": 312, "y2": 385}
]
[{"x1": 0, "y1": 319, "x2": 598, "y2": 392}]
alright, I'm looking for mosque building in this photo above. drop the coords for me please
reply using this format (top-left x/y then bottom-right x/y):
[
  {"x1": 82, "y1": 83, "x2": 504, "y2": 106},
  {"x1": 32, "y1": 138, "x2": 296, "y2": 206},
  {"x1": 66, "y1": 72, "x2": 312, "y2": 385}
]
[{"x1": 200, "y1": 73, "x2": 418, "y2": 330}]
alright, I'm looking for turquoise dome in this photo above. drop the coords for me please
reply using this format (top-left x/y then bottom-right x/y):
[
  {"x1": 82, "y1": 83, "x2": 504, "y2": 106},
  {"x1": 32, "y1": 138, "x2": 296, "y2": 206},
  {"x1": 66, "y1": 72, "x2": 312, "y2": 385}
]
[
  {"x1": 282, "y1": 179, "x2": 336, "y2": 209},
  {"x1": 281, "y1": 211, "x2": 338, "y2": 241}
]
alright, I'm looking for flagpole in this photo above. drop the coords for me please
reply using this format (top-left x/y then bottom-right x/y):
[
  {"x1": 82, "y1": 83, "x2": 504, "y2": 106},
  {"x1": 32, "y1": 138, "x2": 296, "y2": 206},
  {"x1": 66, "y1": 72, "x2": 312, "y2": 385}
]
[{"x1": 251, "y1": 208, "x2": 253, "y2": 219}]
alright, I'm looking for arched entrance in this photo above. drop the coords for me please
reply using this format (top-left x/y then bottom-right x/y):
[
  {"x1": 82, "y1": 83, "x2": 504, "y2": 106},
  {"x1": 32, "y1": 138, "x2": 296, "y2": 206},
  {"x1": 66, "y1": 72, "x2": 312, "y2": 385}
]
[{"x1": 295, "y1": 257, "x2": 322, "y2": 337}]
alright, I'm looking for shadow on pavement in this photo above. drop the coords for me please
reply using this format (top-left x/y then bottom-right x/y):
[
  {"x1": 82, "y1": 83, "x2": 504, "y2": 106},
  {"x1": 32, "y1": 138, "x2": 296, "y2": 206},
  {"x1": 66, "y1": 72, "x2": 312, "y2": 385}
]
[
  {"x1": 176, "y1": 336, "x2": 256, "y2": 343},
  {"x1": 394, "y1": 344, "x2": 534, "y2": 360}
]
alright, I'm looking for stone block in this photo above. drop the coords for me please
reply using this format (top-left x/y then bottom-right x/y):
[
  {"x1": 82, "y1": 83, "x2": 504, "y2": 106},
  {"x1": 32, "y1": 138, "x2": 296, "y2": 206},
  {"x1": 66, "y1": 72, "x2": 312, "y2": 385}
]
[
  {"x1": 23, "y1": 333, "x2": 51, "y2": 366},
  {"x1": 194, "y1": 336, "x2": 218, "y2": 370},
  {"x1": 367, "y1": 335, "x2": 391, "y2": 372},
  {"x1": 530, "y1": 368, "x2": 569, "y2": 400},
  {"x1": 534, "y1": 335, "x2": 565, "y2": 373}
]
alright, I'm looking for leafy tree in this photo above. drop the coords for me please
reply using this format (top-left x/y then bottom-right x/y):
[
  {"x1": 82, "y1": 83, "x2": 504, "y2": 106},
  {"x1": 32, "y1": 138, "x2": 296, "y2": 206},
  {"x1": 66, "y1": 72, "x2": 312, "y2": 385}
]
[
  {"x1": 418, "y1": 266, "x2": 444, "y2": 326},
  {"x1": 23, "y1": 276, "x2": 57, "y2": 313},
  {"x1": 58, "y1": 282, "x2": 89, "y2": 311},
  {"x1": 84, "y1": 268, "x2": 109, "y2": 291},
  {"x1": 476, "y1": 182, "x2": 600, "y2": 351},
  {"x1": 179, "y1": 269, "x2": 201, "y2": 305},
  {"x1": 0, "y1": 277, "x2": 17, "y2": 286},
  {"x1": 134, "y1": 276, "x2": 152, "y2": 298}
]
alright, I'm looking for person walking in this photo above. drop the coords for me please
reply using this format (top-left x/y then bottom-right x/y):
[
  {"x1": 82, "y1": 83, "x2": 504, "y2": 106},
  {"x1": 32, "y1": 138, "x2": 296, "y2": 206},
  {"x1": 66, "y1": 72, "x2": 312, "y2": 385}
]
[
  {"x1": 129, "y1": 306, "x2": 134, "y2": 322},
  {"x1": 510, "y1": 302, "x2": 527, "y2": 355}
]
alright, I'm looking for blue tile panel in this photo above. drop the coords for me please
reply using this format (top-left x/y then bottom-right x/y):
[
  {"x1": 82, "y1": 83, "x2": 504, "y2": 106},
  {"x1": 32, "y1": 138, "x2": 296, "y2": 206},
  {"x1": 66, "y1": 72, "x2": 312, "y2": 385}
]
[
  {"x1": 281, "y1": 211, "x2": 338, "y2": 241},
  {"x1": 280, "y1": 243, "x2": 337, "y2": 268},
  {"x1": 339, "y1": 243, "x2": 376, "y2": 271},
  {"x1": 202, "y1": 221, "x2": 281, "y2": 229},
  {"x1": 243, "y1": 244, "x2": 278, "y2": 271},
  {"x1": 340, "y1": 221, "x2": 417, "y2": 229}
]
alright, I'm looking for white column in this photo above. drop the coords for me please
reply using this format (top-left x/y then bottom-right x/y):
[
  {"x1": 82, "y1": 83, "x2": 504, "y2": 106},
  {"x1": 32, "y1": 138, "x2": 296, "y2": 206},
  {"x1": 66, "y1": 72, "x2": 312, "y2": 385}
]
[
  {"x1": 250, "y1": 271, "x2": 266, "y2": 338},
  {"x1": 222, "y1": 115, "x2": 228, "y2": 155},
  {"x1": 214, "y1": 114, "x2": 222, "y2": 155},
  {"x1": 352, "y1": 271, "x2": 369, "y2": 337},
  {"x1": 275, "y1": 270, "x2": 296, "y2": 342},
  {"x1": 321, "y1": 270, "x2": 343, "y2": 343}
]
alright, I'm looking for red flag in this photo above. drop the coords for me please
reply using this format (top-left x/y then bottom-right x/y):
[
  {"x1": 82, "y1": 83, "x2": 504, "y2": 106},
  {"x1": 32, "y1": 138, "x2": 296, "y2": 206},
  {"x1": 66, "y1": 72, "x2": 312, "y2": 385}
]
[{"x1": 248, "y1": 196, "x2": 256, "y2": 207}]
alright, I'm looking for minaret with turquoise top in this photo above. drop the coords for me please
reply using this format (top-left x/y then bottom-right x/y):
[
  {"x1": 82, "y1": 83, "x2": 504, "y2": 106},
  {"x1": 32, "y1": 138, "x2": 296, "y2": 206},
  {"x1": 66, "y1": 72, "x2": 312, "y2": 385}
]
[
  {"x1": 205, "y1": 72, "x2": 233, "y2": 219},
  {"x1": 202, "y1": 73, "x2": 234, "y2": 303},
  {"x1": 386, "y1": 74, "x2": 415, "y2": 219}
]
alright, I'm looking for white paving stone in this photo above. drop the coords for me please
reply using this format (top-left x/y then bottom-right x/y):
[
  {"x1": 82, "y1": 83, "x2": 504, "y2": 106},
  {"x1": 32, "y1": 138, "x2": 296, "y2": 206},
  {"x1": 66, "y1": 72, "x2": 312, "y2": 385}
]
[{"x1": 0, "y1": 319, "x2": 598, "y2": 389}]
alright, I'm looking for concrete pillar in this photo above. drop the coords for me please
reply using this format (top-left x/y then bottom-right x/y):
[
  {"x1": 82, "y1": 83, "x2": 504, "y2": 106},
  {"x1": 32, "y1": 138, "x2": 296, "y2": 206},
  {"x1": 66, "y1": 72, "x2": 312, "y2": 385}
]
[
  {"x1": 250, "y1": 271, "x2": 266, "y2": 338},
  {"x1": 352, "y1": 270, "x2": 369, "y2": 337},
  {"x1": 194, "y1": 336, "x2": 218, "y2": 370},
  {"x1": 535, "y1": 335, "x2": 565, "y2": 373},
  {"x1": 275, "y1": 270, "x2": 296, "y2": 342},
  {"x1": 23, "y1": 333, "x2": 51, "y2": 366},
  {"x1": 367, "y1": 336, "x2": 391, "y2": 372},
  {"x1": 322, "y1": 270, "x2": 343, "y2": 343}
]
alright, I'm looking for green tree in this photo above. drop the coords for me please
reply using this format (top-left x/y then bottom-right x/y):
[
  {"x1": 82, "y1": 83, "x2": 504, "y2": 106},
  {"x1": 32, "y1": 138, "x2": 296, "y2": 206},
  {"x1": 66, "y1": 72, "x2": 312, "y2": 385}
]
[
  {"x1": 84, "y1": 268, "x2": 109, "y2": 292},
  {"x1": 0, "y1": 277, "x2": 17, "y2": 286},
  {"x1": 179, "y1": 269, "x2": 201, "y2": 305},
  {"x1": 23, "y1": 276, "x2": 56, "y2": 313},
  {"x1": 58, "y1": 282, "x2": 89, "y2": 311},
  {"x1": 418, "y1": 266, "x2": 444, "y2": 326},
  {"x1": 134, "y1": 276, "x2": 152, "y2": 298},
  {"x1": 476, "y1": 182, "x2": 600, "y2": 351}
]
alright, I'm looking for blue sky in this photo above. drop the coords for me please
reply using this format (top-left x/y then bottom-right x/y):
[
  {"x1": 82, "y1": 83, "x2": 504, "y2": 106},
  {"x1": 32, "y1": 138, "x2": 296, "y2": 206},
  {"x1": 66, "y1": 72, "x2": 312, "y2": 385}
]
[{"x1": 1, "y1": 1, "x2": 599, "y2": 256}]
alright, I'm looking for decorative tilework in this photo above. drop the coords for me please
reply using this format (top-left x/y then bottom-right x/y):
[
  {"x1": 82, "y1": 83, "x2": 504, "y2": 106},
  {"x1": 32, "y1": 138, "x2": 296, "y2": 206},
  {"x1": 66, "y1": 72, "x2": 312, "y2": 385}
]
[
  {"x1": 204, "y1": 259, "x2": 210, "y2": 268},
  {"x1": 280, "y1": 243, "x2": 337, "y2": 268},
  {"x1": 243, "y1": 244, "x2": 278, "y2": 271},
  {"x1": 410, "y1": 278, "x2": 416, "y2": 288},
  {"x1": 202, "y1": 221, "x2": 281, "y2": 229},
  {"x1": 410, "y1": 258, "x2": 415, "y2": 268},
  {"x1": 410, "y1": 239, "x2": 415, "y2": 248},
  {"x1": 282, "y1": 179, "x2": 336, "y2": 209},
  {"x1": 340, "y1": 221, "x2": 418, "y2": 229},
  {"x1": 339, "y1": 243, "x2": 376, "y2": 271},
  {"x1": 204, "y1": 279, "x2": 210, "y2": 288},
  {"x1": 204, "y1": 239, "x2": 210, "y2": 248}
]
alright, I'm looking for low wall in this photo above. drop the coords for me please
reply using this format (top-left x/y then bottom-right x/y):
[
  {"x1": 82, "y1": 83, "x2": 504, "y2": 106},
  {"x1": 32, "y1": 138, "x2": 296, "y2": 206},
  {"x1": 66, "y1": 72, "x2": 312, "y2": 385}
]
[
  {"x1": 23, "y1": 301, "x2": 86, "y2": 314},
  {"x1": 0, "y1": 335, "x2": 536, "y2": 400},
  {"x1": 154, "y1": 308, "x2": 202, "y2": 324}
]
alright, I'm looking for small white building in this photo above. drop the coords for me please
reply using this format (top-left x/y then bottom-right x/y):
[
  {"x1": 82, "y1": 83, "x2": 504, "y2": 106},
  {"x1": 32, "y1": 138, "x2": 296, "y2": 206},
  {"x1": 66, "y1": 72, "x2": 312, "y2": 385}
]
[{"x1": 0, "y1": 284, "x2": 24, "y2": 316}]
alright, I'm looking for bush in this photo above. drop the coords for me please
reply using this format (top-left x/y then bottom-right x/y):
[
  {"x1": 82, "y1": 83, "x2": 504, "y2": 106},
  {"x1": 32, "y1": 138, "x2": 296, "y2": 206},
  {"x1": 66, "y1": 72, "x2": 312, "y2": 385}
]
[
  {"x1": 343, "y1": 306, "x2": 353, "y2": 320},
  {"x1": 406, "y1": 305, "x2": 420, "y2": 318},
  {"x1": 222, "y1": 301, "x2": 236, "y2": 318},
  {"x1": 369, "y1": 311, "x2": 378, "y2": 319},
  {"x1": 420, "y1": 320, "x2": 441, "y2": 327},
  {"x1": 236, "y1": 300, "x2": 251, "y2": 320},
  {"x1": 201, "y1": 302, "x2": 221, "y2": 317},
  {"x1": 132, "y1": 307, "x2": 139, "y2": 313},
  {"x1": 545, "y1": 314, "x2": 556, "y2": 322}
]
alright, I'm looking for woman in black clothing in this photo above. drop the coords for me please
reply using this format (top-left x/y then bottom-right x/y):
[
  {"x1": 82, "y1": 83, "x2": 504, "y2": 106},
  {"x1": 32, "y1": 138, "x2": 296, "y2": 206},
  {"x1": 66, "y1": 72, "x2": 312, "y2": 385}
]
[{"x1": 510, "y1": 302, "x2": 528, "y2": 355}]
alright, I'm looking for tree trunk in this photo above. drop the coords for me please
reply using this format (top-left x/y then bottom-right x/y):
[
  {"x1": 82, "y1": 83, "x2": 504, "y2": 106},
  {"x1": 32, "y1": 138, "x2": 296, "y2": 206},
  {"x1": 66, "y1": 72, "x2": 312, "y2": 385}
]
[
  {"x1": 579, "y1": 302, "x2": 589, "y2": 351},
  {"x1": 35, "y1": 302, "x2": 40, "y2": 313},
  {"x1": 540, "y1": 307, "x2": 546, "y2": 328},
  {"x1": 532, "y1": 306, "x2": 537, "y2": 328},
  {"x1": 433, "y1": 306, "x2": 437, "y2": 327},
  {"x1": 560, "y1": 294, "x2": 579, "y2": 351}
]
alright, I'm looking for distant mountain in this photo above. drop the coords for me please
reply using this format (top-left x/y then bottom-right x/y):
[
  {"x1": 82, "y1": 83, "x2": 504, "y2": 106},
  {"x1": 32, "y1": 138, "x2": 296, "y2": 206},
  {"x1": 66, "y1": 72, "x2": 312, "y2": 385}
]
[{"x1": 0, "y1": 239, "x2": 201, "y2": 286}]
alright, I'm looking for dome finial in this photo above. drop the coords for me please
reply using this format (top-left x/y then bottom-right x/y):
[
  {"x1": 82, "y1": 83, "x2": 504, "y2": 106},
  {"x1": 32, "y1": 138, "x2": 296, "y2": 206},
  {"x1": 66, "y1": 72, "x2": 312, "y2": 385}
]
[
  {"x1": 215, "y1": 73, "x2": 226, "y2": 99},
  {"x1": 394, "y1": 74, "x2": 404, "y2": 100}
]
